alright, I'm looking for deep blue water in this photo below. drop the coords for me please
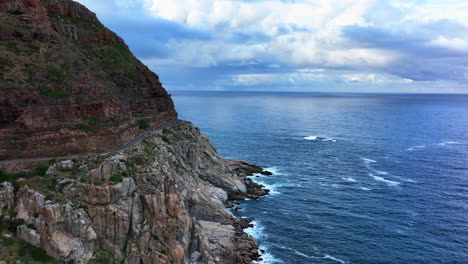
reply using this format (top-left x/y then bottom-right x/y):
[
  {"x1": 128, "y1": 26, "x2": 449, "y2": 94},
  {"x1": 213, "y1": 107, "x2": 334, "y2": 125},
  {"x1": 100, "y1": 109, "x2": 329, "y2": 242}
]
[{"x1": 172, "y1": 91, "x2": 468, "y2": 264}]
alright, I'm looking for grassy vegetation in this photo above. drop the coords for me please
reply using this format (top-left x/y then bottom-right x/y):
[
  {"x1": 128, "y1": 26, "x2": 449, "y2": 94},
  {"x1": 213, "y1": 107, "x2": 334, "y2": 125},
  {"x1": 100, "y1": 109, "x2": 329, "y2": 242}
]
[
  {"x1": 157, "y1": 134, "x2": 171, "y2": 144},
  {"x1": 0, "y1": 235, "x2": 57, "y2": 263},
  {"x1": 75, "y1": 116, "x2": 101, "y2": 133},
  {"x1": 53, "y1": 115, "x2": 69, "y2": 122},
  {"x1": 45, "y1": 66, "x2": 66, "y2": 85},
  {"x1": 126, "y1": 68, "x2": 138, "y2": 80},
  {"x1": 88, "y1": 250, "x2": 110, "y2": 264},
  {"x1": 51, "y1": 15, "x2": 103, "y2": 32},
  {"x1": 73, "y1": 168, "x2": 89, "y2": 181},
  {"x1": 0, "y1": 163, "x2": 49, "y2": 184},
  {"x1": 31, "y1": 163, "x2": 49, "y2": 177},
  {"x1": 0, "y1": 170, "x2": 12, "y2": 182},
  {"x1": 109, "y1": 174, "x2": 123, "y2": 183},
  {"x1": 6, "y1": 43, "x2": 21, "y2": 55},
  {"x1": 144, "y1": 148, "x2": 152, "y2": 156},
  {"x1": 40, "y1": 88, "x2": 70, "y2": 98},
  {"x1": 135, "y1": 156, "x2": 144, "y2": 165},
  {"x1": 14, "y1": 239, "x2": 55, "y2": 262},
  {"x1": 40, "y1": 177, "x2": 57, "y2": 190},
  {"x1": 0, "y1": 61, "x2": 7, "y2": 72},
  {"x1": 28, "y1": 44, "x2": 40, "y2": 52}
]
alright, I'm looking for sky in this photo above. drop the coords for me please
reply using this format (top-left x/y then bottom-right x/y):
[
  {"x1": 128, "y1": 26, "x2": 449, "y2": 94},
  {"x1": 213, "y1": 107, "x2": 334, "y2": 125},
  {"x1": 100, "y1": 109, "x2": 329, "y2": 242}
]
[{"x1": 76, "y1": 0, "x2": 468, "y2": 93}]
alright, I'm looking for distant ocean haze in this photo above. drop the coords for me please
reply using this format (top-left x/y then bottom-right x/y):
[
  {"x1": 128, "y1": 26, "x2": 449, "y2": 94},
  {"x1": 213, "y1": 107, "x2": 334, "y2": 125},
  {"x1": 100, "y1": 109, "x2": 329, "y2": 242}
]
[{"x1": 173, "y1": 91, "x2": 468, "y2": 264}]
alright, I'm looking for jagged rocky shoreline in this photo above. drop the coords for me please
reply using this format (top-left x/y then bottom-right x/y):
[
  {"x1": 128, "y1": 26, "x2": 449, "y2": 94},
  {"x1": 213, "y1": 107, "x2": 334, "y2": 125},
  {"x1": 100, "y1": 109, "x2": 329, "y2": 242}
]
[{"x1": 0, "y1": 121, "x2": 271, "y2": 263}]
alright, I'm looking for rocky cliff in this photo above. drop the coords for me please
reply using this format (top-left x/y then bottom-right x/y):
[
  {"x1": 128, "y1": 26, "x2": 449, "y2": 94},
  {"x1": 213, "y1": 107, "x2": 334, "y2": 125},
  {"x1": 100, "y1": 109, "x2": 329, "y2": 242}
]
[
  {"x1": 0, "y1": 0, "x2": 177, "y2": 160},
  {"x1": 0, "y1": 1, "x2": 272, "y2": 263},
  {"x1": 0, "y1": 121, "x2": 270, "y2": 263}
]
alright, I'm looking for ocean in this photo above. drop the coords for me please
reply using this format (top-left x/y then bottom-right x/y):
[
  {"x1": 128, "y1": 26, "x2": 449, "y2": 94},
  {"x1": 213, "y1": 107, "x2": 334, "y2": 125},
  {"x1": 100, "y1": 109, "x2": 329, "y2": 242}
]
[{"x1": 172, "y1": 91, "x2": 468, "y2": 264}]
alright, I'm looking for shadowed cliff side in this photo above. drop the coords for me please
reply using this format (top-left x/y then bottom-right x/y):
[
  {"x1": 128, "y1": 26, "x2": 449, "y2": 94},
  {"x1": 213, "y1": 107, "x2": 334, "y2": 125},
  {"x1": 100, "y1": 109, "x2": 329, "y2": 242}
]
[{"x1": 0, "y1": 0, "x2": 177, "y2": 160}]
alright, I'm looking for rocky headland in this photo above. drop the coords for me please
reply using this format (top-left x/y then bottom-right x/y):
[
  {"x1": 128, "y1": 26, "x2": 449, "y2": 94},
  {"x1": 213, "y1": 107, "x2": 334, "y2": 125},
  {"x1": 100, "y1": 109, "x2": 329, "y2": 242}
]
[{"x1": 0, "y1": 0, "x2": 271, "y2": 263}]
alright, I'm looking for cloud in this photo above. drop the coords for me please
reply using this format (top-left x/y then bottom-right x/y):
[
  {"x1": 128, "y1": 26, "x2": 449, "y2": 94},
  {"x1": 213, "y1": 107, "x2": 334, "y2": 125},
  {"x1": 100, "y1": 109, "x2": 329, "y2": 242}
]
[{"x1": 75, "y1": 0, "x2": 468, "y2": 92}]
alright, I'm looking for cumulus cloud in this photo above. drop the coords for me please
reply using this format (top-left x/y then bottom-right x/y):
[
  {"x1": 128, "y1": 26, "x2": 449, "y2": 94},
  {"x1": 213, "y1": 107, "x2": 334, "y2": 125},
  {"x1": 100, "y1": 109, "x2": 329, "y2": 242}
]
[{"x1": 75, "y1": 0, "x2": 468, "y2": 92}]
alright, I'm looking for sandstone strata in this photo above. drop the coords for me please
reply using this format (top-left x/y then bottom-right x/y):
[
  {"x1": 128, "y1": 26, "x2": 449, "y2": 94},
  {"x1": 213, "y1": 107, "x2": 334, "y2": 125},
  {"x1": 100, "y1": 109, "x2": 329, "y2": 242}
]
[{"x1": 0, "y1": 0, "x2": 177, "y2": 159}]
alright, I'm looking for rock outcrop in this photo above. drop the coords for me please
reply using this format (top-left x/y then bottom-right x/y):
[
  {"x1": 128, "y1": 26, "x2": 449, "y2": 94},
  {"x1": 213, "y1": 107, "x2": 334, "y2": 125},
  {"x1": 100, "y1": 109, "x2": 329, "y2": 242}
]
[
  {"x1": 0, "y1": 0, "x2": 177, "y2": 159},
  {"x1": 0, "y1": 122, "x2": 266, "y2": 263}
]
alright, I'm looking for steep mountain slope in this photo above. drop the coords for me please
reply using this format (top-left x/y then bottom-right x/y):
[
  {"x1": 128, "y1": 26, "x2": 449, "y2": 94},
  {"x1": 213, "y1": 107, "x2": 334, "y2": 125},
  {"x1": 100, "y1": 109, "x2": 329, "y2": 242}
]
[{"x1": 0, "y1": 0, "x2": 177, "y2": 160}]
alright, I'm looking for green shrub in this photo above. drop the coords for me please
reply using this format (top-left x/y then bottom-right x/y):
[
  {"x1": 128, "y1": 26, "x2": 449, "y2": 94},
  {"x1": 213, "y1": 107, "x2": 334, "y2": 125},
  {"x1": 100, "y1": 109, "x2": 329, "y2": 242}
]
[
  {"x1": 30, "y1": 163, "x2": 49, "y2": 177},
  {"x1": 144, "y1": 148, "x2": 152, "y2": 155},
  {"x1": 45, "y1": 66, "x2": 66, "y2": 85},
  {"x1": 109, "y1": 174, "x2": 123, "y2": 183},
  {"x1": 0, "y1": 61, "x2": 7, "y2": 72},
  {"x1": 158, "y1": 135, "x2": 171, "y2": 144},
  {"x1": 0, "y1": 170, "x2": 12, "y2": 182},
  {"x1": 6, "y1": 43, "x2": 21, "y2": 55},
  {"x1": 88, "y1": 250, "x2": 110, "y2": 264},
  {"x1": 134, "y1": 157, "x2": 144, "y2": 165},
  {"x1": 126, "y1": 68, "x2": 137, "y2": 80},
  {"x1": 28, "y1": 44, "x2": 40, "y2": 52},
  {"x1": 15, "y1": 239, "x2": 55, "y2": 262},
  {"x1": 41, "y1": 177, "x2": 56, "y2": 190},
  {"x1": 73, "y1": 168, "x2": 89, "y2": 178},
  {"x1": 138, "y1": 119, "x2": 150, "y2": 130}
]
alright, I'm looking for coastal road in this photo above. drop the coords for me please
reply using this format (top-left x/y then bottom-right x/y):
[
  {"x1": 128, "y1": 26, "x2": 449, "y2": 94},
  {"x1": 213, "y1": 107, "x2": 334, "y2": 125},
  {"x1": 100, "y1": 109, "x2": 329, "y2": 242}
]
[{"x1": 0, "y1": 119, "x2": 184, "y2": 164}]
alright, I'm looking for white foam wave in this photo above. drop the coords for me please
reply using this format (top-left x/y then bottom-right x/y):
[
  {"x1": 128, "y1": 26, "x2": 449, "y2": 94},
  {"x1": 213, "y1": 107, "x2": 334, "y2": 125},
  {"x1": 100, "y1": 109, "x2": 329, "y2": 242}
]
[
  {"x1": 342, "y1": 177, "x2": 357, "y2": 183},
  {"x1": 438, "y1": 141, "x2": 460, "y2": 146},
  {"x1": 277, "y1": 245, "x2": 318, "y2": 260},
  {"x1": 246, "y1": 226, "x2": 282, "y2": 264},
  {"x1": 253, "y1": 248, "x2": 282, "y2": 264},
  {"x1": 264, "y1": 167, "x2": 284, "y2": 176},
  {"x1": 407, "y1": 145, "x2": 425, "y2": 151},
  {"x1": 276, "y1": 245, "x2": 347, "y2": 264},
  {"x1": 374, "y1": 170, "x2": 389, "y2": 175},
  {"x1": 304, "y1": 136, "x2": 336, "y2": 142},
  {"x1": 362, "y1": 157, "x2": 377, "y2": 163},
  {"x1": 324, "y1": 254, "x2": 347, "y2": 264},
  {"x1": 362, "y1": 157, "x2": 389, "y2": 175},
  {"x1": 369, "y1": 173, "x2": 400, "y2": 187},
  {"x1": 244, "y1": 220, "x2": 266, "y2": 240},
  {"x1": 249, "y1": 176, "x2": 284, "y2": 195},
  {"x1": 359, "y1": 187, "x2": 371, "y2": 191},
  {"x1": 392, "y1": 175, "x2": 416, "y2": 183}
]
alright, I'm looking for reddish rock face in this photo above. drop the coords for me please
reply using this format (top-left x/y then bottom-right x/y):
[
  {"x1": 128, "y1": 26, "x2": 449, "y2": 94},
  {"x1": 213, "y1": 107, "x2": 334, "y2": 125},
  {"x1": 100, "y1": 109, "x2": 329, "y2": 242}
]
[{"x1": 0, "y1": 0, "x2": 177, "y2": 159}]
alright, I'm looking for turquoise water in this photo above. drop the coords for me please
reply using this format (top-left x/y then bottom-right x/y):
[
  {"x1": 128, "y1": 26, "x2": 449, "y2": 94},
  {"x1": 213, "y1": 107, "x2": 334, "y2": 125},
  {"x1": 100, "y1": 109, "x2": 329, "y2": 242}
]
[{"x1": 172, "y1": 92, "x2": 468, "y2": 264}]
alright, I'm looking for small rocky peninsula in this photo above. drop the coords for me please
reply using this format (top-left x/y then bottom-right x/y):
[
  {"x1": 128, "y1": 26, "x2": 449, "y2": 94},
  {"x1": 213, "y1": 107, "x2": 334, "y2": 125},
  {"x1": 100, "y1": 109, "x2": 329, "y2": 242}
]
[{"x1": 0, "y1": 0, "x2": 270, "y2": 263}]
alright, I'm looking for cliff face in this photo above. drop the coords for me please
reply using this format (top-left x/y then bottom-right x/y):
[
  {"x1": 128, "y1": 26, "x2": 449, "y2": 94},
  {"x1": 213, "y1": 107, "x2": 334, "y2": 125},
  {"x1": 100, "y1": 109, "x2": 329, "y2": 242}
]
[
  {"x1": 0, "y1": 0, "x2": 177, "y2": 160},
  {"x1": 0, "y1": 122, "x2": 267, "y2": 264}
]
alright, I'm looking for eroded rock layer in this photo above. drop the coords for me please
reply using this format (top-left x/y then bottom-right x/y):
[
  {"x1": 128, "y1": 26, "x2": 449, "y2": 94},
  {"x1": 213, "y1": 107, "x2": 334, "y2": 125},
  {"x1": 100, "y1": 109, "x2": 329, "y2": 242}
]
[{"x1": 0, "y1": 0, "x2": 177, "y2": 159}]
